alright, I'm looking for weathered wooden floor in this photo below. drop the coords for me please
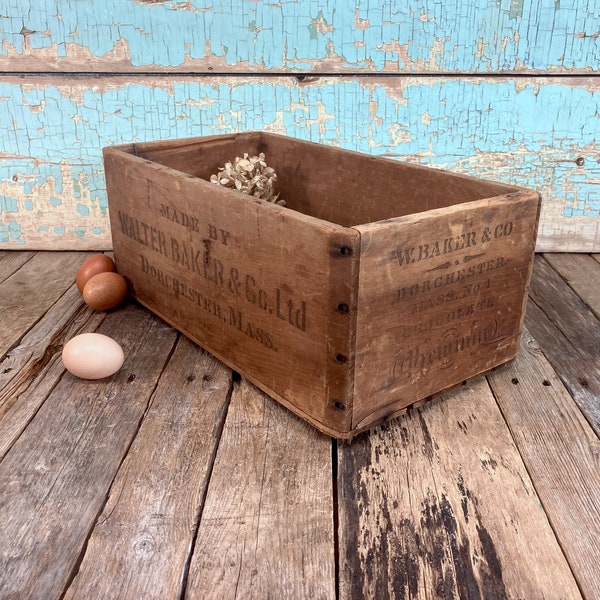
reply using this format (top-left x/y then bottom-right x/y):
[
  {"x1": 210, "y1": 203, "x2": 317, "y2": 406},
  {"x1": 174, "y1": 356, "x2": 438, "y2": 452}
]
[{"x1": 0, "y1": 251, "x2": 599, "y2": 600}]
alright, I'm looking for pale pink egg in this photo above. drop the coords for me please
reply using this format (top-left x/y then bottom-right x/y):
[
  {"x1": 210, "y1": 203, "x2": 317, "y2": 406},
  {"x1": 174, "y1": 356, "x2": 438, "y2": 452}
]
[{"x1": 62, "y1": 333, "x2": 125, "y2": 379}]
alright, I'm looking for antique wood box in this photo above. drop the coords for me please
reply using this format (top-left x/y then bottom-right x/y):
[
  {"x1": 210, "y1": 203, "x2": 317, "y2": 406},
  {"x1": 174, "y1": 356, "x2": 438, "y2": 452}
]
[{"x1": 104, "y1": 132, "x2": 541, "y2": 438}]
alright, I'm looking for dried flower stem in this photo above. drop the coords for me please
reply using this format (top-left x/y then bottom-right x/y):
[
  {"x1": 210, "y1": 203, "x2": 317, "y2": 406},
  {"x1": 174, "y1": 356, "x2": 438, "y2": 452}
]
[{"x1": 209, "y1": 153, "x2": 285, "y2": 205}]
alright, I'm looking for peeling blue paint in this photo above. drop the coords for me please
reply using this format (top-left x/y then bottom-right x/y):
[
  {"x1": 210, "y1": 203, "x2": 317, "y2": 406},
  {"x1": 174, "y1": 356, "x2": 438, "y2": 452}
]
[
  {"x1": 1, "y1": 76, "x2": 598, "y2": 249},
  {"x1": 73, "y1": 228, "x2": 88, "y2": 240},
  {"x1": 1, "y1": 0, "x2": 598, "y2": 72},
  {"x1": 1, "y1": 196, "x2": 18, "y2": 212},
  {"x1": 0, "y1": 220, "x2": 23, "y2": 243}
]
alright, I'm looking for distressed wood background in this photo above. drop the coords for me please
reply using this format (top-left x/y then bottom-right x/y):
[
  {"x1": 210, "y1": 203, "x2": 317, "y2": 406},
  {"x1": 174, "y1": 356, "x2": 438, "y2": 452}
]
[{"x1": 0, "y1": 0, "x2": 598, "y2": 251}]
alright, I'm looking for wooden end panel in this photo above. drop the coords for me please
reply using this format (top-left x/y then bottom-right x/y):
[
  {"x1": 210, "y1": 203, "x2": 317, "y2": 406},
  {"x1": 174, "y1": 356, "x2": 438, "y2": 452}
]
[
  {"x1": 351, "y1": 191, "x2": 541, "y2": 431},
  {"x1": 104, "y1": 147, "x2": 358, "y2": 437}
]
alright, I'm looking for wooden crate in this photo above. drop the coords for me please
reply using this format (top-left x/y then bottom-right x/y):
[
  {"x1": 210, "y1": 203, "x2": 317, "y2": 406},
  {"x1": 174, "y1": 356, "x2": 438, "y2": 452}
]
[{"x1": 104, "y1": 132, "x2": 541, "y2": 438}]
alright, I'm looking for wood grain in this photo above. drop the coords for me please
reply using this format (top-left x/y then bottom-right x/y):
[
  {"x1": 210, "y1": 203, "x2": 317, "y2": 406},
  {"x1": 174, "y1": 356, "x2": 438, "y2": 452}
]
[
  {"x1": 0, "y1": 250, "x2": 36, "y2": 283},
  {"x1": 525, "y1": 255, "x2": 600, "y2": 435},
  {"x1": 338, "y1": 379, "x2": 582, "y2": 599},
  {"x1": 0, "y1": 250, "x2": 599, "y2": 598},
  {"x1": 0, "y1": 251, "x2": 92, "y2": 355},
  {"x1": 105, "y1": 135, "x2": 359, "y2": 436},
  {"x1": 64, "y1": 338, "x2": 232, "y2": 599},
  {"x1": 0, "y1": 304, "x2": 178, "y2": 599},
  {"x1": 0, "y1": 284, "x2": 105, "y2": 460},
  {"x1": 352, "y1": 192, "x2": 539, "y2": 430},
  {"x1": 185, "y1": 377, "x2": 336, "y2": 599},
  {"x1": 543, "y1": 253, "x2": 600, "y2": 319},
  {"x1": 487, "y1": 328, "x2": 600, "y2": 599}
]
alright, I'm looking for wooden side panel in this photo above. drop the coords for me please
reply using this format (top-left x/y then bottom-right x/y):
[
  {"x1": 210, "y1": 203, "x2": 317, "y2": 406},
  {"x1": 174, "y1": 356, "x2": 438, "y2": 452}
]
[
  {"x1": 105, "y1": 146, "x2": 358, "y2": 436},
  {"x1": 2, "y1": 76, "x2": 597, "y2": 251},
  {"x1": 2, "y1": 0, "x2": 598, "y2": 74},
  {"x1": 257, "y1": 133, "x2": 518, "y2": 227},
  {"x1": 352, "y1": 192, "x2": 540, "y2": 431}
]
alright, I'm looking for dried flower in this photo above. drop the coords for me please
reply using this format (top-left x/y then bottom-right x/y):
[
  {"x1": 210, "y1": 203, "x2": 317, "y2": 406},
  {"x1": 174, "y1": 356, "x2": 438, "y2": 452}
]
[{"x1": 209, "y1": 153, "x2": 285, "y2": 205}]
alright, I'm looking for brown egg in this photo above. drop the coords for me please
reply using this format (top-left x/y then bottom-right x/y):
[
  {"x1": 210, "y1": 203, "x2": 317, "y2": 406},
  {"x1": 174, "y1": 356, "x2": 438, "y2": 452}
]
[
  {"x1": 82, "y1": 272, "x2": 128, "y2": 311},
  {"x1": 76, "y1": 254, "x2": 116, "y2": 293}
]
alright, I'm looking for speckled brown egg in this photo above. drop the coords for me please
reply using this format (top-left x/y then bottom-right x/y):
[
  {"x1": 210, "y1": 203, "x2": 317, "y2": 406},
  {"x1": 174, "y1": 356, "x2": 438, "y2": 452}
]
[
  {"x1": 82, "y1": 272, "x2": 128, "y2": 311},
  {"x1": 76, "y1": 254, "x2": 116, "y2": 293}
]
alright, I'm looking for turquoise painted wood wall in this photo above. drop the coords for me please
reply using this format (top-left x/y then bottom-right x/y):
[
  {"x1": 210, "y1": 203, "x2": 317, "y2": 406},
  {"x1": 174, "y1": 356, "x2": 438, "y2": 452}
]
[{"x1": 1, "y1": 0, "x2": 599, "y2": 251}]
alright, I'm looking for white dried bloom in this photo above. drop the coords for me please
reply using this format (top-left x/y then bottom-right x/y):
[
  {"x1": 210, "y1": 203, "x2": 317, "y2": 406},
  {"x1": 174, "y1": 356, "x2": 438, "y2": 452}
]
[{"x1": 209, "y1": 152, "x2": 285, "y2": 205}]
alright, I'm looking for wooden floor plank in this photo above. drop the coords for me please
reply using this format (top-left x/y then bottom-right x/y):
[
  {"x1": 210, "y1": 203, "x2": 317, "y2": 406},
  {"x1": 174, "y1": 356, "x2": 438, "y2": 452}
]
[
  {"x1": 0, "y1": 304, "x2": 178, "y2": 600},
  {"x1": 0, "y1": 251, "x2": 92, "y2": 356},
  {"x1": 64, "y1": 337, "x2": 232, "y2": 599},
  {"x1": 528, "y1": 255, "x2": 600, "y2": 357},
  {"x1": 0, "y1": 250, "x2": 36, "y2": 284},
  {"x1": 0, "y1": 284, "x2": 105, "y2": 460},
  {"x1": 185, "y1": 378, "x2": 336, "y2": 600},
  {"x1": 338, "y1": 379, "x2": 582, "y2": 600},
  {"x1": 544, "y1": 253, "x2": 600, "y2": 319},
  {"x1": 488, "y1": 328, "x2": 600, "y2": 600},
  {"x1": 525, "y1": 255, "x2": 600, "y2": 435},
  {"x1": 2, "y1": 252, "x2": 598, "y2": 598}
]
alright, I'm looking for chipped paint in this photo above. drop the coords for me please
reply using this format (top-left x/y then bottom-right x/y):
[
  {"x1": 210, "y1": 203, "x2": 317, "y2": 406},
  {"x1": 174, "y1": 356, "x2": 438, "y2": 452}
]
[
  {"x1": 1, "y1": 0, "x2": 599, "y2": 72},
  {"x1": 0, "y1": 1, "x2": 598, "y2": 250},
  {"x1": 1, "y1": 76, "x2": 598, "y2": 250}
]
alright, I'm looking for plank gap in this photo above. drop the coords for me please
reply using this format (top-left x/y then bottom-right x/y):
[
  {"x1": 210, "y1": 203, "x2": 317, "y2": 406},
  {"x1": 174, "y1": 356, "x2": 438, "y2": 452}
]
[
  {"x1": 136, "y1": 332, "x2": 183, "y2": 425},
  {"x1": 485, "y1": 369, "x2": 583, "y2": 589},
  {"x1": 524, "y1": 255, "x2": 600, "y2": 435},
  {"x1": 2, "y1": 70, "x2": 599, "y2": 79},
  {"x1": 0, "y1": 289, "x2": 107, "y2": 461},
  {"x1": 331, "y1": 438, "x2": 340, "y2": 600},
  {"x1": 0, "y1": 250, "x2": 37, "y2": 284},
  {"x1": 487, "y1": 328, "x2": 600, "y2": 598},
  {"x1": 178, "y1": 368, "x2": 237, "y2": 599},
  {"x1": 527, "y1": 295, "x2": 582, "y2": 357},
  {"x1": 543, "y1": 253, "x2": 600, "y2": 321}
]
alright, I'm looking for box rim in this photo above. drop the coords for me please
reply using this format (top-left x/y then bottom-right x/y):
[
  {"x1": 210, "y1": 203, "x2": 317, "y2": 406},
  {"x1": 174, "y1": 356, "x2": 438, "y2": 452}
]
[
  {"x1": 104, "y1": 131, "x2": 529, "y2": 199},
  {"x1": 103, "y1": 144, "x2": 354, "y2": 235},
  {"x1": 103, "y1": 134, "x2": 537, "y2": 232}
]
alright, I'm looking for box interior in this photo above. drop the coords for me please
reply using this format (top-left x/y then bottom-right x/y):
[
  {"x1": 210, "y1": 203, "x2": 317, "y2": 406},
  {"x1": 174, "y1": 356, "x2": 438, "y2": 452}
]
[{"x1": 130, "y1": 132, "x2": 519, "y2": 227}]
